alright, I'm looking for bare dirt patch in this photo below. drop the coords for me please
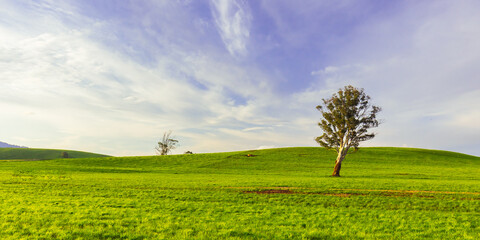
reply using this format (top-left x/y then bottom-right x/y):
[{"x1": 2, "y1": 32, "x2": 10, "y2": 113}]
[
  {"x1": 226, "y1": 186, "x2": 304, "y2": 190},
  {"x1": 230, "y1": 187, "x2": 479, "y2": 199},
  {"x1": 334, "y1": 188, "x2": 480, "y2": 195},
  {"x1": 244, "y1": 189, "x2": 294, "y2": 194},
  {"x1": 242, "y1": 190, "x2": 357, "y2": 197},
  {"x1": 323, "y1": 193, "x2": 353, "y2": 197},
  {"x1": 240, "y1": 188, "x2": 358, "y2": 197},
  {"x1": 379, "y1": 191, "x2": 435, "y2": 198}
]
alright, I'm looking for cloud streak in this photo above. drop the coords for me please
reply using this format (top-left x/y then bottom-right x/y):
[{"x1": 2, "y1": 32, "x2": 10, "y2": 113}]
[{"x1": 210, "y1": 0, "x2": 252, "y2": 57}]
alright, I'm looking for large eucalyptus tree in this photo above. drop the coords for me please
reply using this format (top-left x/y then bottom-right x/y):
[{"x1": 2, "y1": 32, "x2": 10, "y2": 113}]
[{"x1": 316, "y1": 85, "x2": 381, "y2": 177}]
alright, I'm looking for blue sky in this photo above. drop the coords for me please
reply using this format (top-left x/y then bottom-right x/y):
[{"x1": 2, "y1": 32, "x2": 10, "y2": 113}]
[{"x1": 1, "y1": 0, "x2": 479, "y2": 156}]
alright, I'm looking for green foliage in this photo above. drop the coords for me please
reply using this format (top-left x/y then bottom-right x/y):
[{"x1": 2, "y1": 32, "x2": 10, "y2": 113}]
[
  {"x1": 0, "y1": 147, "x2": 479, "y2": 239},
  {"x1": 0, "y1": 148, "x2": 109, "y2": 161},
  {"x1": 316, "y1": 85, "x2": 381, "y2": 152}
]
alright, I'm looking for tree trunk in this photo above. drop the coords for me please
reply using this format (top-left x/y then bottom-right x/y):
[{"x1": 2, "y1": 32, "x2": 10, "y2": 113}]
[
  {"x1": 332, "y1": 148, "x2": 347, "y2": 177},
  {"x1": 332, "y1": 161, "x2": 342, "y2": 177}
]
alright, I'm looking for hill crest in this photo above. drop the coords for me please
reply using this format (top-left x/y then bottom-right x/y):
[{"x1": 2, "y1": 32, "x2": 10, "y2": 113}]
[{"x1": 0, "y1": 148, "x2": 109, "y2": 160}]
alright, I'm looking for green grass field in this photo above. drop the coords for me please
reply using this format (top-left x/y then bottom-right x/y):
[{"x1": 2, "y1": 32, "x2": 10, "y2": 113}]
[
  {"x1": 0, "y1": 148, "x2": 110, "y2": 160},
  {"x1": 0, "y1": 147, "x2": 479, "y2": 239}
]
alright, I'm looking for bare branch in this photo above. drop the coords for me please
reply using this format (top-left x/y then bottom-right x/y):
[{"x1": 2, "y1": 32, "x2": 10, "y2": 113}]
[{"x1": 155, "y1": 130, "x2": 178, "y2": 155}]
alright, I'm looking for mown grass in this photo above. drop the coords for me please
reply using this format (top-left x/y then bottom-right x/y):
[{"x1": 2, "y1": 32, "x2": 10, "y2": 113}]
[
  {"x1": 0, "y1": 148, "x2": 110, "y2": 160},
  {"x1": 0, "y1": 147, "x2": 479, "y2": 239}
]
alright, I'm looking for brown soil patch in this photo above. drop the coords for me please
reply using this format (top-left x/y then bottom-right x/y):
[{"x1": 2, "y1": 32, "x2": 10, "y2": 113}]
[
  {"x1": 335, "y1": 188, "x2": 480, "y2": 195},
  {"x1": 226, "y1": 186, "x2": 304, "y2": 190},
  {"x1": 323, "y1": 193, "x2": 352, "y2": 197},
  {"x1": 244, "y1": 189, "x2": 294, "y2": 194},
  {"x1": 379, "y1": 192, "x2": 435, "y2": 198},
  {"x1": 230, "y1": 187, "x2": 479, "y2": 199},
  {"x1": 242, "y1": 189, "x2": 357, "y2": 197}
]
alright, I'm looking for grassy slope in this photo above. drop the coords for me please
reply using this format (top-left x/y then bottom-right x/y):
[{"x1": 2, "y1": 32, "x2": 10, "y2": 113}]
[
  {"x1": 0, "y1": 148, "x2": 110, "y2": 160},
  {"x1": 0, "y1": 147, "x2": 479, "y2": 239}
]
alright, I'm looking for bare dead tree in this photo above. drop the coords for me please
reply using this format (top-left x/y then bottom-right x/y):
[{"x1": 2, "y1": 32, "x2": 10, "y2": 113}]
[{"x1": 155, "y1": 131, "x2": 178, "y2": 155}]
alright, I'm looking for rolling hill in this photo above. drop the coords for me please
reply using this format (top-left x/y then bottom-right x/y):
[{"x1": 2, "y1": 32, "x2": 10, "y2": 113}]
[
  {"x1": 41, "y1": 147, "x2": 479, "y2": 178},
  {"x1": 0, "y1": 148, "x2": 110, "y2": 160},
  {"x1": 0, "y1": 147, "x2": 478, "y2": 239}
]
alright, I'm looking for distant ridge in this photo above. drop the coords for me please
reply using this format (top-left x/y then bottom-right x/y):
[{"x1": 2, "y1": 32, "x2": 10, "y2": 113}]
[
  {"x1": 0, "y1": 148, "x2": 109, "y2": 160},
  {"x1": 0, "y1": 141, "x2": 27, "y2": 148}
]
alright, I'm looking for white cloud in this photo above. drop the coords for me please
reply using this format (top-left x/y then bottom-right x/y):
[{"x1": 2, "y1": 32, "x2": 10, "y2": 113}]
[
  {"x1": 311, "y1": 66, "x2": 339, "y2": 76},
  {"x1": 210, "y1": 0, "x2": 252, "y2": 57},
  {"x1": 256, "y1": 145, "x2": 281, "y2": 150},
  {"x1": 440, "y1": 90, "x2": 480, "y2": 131},
  {"x1": 242, "y1": 127, "x2": 272, "y2": 132}
]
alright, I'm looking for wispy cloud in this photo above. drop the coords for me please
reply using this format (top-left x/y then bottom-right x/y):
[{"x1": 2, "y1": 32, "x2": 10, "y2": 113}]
[{"x1": 210, "y1": 0, "x2": 252, "y2": 57}]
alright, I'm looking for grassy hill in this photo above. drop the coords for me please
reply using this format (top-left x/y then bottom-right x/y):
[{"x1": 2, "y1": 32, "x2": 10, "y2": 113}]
[
  {"x1": 0, "y1": 148, "x2": 110, "y2": 160},
  {"x1": 0, "y1": 147, "x2": 479, "y2": 239}
]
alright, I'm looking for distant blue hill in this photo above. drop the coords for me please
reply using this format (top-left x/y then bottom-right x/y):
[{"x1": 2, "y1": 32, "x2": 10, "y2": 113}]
[{"x1": 0, "y1": 141, "x2": 27, "y2": 148}]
